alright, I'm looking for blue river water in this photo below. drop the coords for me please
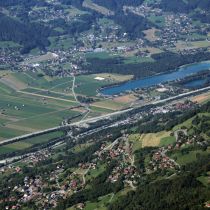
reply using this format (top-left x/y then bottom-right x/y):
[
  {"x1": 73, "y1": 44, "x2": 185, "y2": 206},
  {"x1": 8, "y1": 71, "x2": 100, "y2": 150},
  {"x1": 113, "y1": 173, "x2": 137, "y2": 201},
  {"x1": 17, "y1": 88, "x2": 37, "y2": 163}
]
[
  {"x1": 184, "y1": 79, "x2": 206, "y2": 88},
  {"x1": 101, "y1": 61, "x2": 210, "y2": 96}
]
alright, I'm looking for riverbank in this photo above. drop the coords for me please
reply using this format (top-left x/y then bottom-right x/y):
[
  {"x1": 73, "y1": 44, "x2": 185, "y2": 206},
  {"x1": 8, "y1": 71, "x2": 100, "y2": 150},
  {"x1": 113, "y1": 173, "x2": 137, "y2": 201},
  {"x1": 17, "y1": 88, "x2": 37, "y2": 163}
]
[{"x1": 100, "y1": 61, "x2": 210, "y2": 96}]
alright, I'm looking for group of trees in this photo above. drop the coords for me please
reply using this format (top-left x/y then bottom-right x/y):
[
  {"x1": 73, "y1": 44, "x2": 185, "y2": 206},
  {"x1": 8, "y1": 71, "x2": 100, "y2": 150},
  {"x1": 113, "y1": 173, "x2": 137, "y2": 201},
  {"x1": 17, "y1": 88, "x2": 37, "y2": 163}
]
[
  {"x1": 159, "y1": 0, "x2": 210, "y2": 23},
  {"x1": 0, "y1": 13, "x2": 52, "y2": 53},
  {"x1": 92, "y1": 0, "x2": 143, "y2": 11},
  {"x1": 159, "y1": 0, "x2": 210, "y2": 13},
  {"x1": 92, "y1": 0, "x2": 151, "y2": 39},
  {"x1": 85, "y1": 51, "x2": 210, "y2": 79},
  {"x1": 55, "y1": 159, "x2": 124, "y2": 210},
  {"x1": 0, "y1": 0, "x2": 45, "y2": 7},
  {"x1": 110, "y1": 174, "x2": 209, "y2": 210},
  {"x1": 0, "y1": 0, "x2": 102, "y2": 53},
  {"x1": 60, "y1": 0, "x2": 84, "y2": 8},
  {"x1": 110, "y1": 155, "x2": 210, "y2": 210}
]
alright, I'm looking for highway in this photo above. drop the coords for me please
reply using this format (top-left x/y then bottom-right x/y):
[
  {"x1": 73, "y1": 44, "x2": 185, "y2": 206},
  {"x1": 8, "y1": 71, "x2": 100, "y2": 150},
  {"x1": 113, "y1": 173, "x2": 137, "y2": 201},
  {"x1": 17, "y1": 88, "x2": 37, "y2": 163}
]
[{"x1": 1, "y1": 86, "x2": 210, "y2": 147}]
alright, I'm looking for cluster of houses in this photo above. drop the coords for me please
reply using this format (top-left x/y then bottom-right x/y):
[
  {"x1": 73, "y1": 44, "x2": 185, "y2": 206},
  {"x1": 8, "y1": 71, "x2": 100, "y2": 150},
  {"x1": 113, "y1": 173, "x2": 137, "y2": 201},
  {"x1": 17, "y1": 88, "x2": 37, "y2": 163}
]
[
  {"x1": 21, "y1": 50, "x2": 84, "y2": 78},
  {"x1": 149, "y1": 148, "x2": 179, "y2": 171},
  {"x1": 22, "y1": 150, "x2": 51, "y2": 165},
  {"x1": 123, "y1": 2, "x2": 208, "y2": 49},
  {"x1": 148, "y1": 129, "x2": 208, "y2": 173},
  {"x1": 124, "y1": 3, "x2": 162, "y2": 18},
  {"x1": 0, "y1": 49, "x2": 23, "y2": 70},
  {"x1": 94, "y1": 138, "x2": 139, "y2": 186},
  {"x1": 28, "y1": 6, "x2": 75, "y2": 23}
]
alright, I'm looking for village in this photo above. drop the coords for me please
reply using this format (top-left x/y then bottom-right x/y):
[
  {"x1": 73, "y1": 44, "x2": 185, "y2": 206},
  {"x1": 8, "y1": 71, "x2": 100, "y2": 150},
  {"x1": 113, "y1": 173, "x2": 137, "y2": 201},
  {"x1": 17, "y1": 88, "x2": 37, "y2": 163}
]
[
  {"x1": 1, "y1": 0, "x2": 210, "y2": 78},
  {"x1": 0, "y1": 96, "x2": 207, "y2": 209}
]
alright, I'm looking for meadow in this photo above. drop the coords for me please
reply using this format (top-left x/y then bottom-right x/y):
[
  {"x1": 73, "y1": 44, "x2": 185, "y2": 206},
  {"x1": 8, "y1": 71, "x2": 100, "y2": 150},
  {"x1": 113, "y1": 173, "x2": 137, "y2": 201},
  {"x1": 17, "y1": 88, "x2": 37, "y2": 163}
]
[
  {"x1": 0, "y1": 70, "x2": 131, "y2": 141},
  {"x1": 0, "y1": 131, "x2": 64, "y2": 155}
]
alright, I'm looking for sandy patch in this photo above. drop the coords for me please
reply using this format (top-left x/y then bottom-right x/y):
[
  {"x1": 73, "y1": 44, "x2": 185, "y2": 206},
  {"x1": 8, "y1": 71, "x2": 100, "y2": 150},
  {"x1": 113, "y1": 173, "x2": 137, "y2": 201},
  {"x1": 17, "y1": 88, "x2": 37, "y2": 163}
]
[
  {"x1": 113, "y1": 95, "x2": 137, "y2": 104},
  {"x1": 0, "y1": 114, "x2": 19, "y2": 122},
  {"x1": 141, "y1": 131, "x2": 170, "y2": 148},
  {"x1": 93, "y1": 73, "x2": 133, "y2": 82},
  {"x1": 192, "y1": 93, "x2": 210, "y2": 104},
  {"x1": 0, "y1": 74, "x2": 27, "y2": 90},
  {"x1": 92, "y1": 100, "x2": 120, "y2": 111},
  {"x1": 23, "y1": 52, "x2": 58, "y2": 64},
  {"x1": 143, "y1": 28, "x2": 160, "y2": 42},
  {"x1": 83, "y1": 0, "x2": 114, "y2": 16},
  {"x1": 6, "y1": 124, "x2": 38, "y2": 132}
]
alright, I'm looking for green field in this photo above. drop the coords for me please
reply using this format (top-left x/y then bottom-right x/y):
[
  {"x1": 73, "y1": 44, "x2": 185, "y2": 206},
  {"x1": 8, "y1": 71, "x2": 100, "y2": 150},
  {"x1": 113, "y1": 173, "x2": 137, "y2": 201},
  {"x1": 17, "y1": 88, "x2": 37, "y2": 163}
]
[
  {"x1": 170, "y1": 148, "x2": 210, "y2": 165},
  {"x1": 86, "y1": 164, "x2": 106, "y2": 181},
  {"x1": 159, "y1": 136, "x2": 176, "y2": 147},
  {"x1": 148, "y1": 15, "x2": 165, "y2": 27},
  {"x1": 197, "y1": 174, "x2": 210, "y2": 187},
  {"x1": 0, "y1": 70, "x2": 131, "y2": 140},
  {"x1": 0, "y1": 72, "x2": 77, "y2": 139},
  {"x1": 0, "y1": 131, "x2": 64, "y2": 155},
  {"x1": 48, "y1": 36, "x2": 74, "y2": 50},
  {"x1": 0, "y1": 41, "x2": 21, "y2": 48},
  {"x1": 75, "y1": 75, "x2": 112, "y2": 96}
]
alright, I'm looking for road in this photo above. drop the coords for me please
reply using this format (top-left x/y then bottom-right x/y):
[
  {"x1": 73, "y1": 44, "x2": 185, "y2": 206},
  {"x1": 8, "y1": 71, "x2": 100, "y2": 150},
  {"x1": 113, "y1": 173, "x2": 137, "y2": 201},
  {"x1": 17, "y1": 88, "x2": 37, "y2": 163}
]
[
  {"x1": 174, "y1": 129, "x2": 188, "y2": 142},
  {"x1": 1, "y1": 86, "x2": 210, "y2": 147},
  {"x1": 71, "y1": 75, "x2": 78, "y2": 103}
]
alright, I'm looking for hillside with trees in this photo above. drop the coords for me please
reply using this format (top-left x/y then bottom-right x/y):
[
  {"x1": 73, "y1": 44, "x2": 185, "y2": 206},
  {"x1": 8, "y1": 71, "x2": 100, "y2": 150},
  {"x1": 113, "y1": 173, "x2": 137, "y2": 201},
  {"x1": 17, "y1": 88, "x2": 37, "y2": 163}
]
[{"x1": 0, "y1": 13, "x2": 52, "y2": 53}]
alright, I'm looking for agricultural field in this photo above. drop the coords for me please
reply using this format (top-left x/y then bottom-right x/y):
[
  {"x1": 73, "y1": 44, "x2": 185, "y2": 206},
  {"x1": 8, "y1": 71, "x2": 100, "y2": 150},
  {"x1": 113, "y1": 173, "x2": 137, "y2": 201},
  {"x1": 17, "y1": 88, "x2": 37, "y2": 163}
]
[
  {"x1": 0, "y1": 73, "x2": 77, "y2": 139},
  {"x1": 191, "y1": 41, "x2": 210, "y2": 48},
  {"x1": 128, "y1": 134, "x2": 142, "y2": 151},
  {"x1": 22, "y1": 52, "x2": 59, "y2": 64},
  {"x1": 83, "y1": 0, "x2": 114, "y2": 16},
  {"x1": 143, "y1": 28, "x2": 160, "y2": 42},
  {"x1": 0, "y1": 70, "x2": 133, "y2": 140},
  {"x1": 92, "y1": 94, "x2": 137, "y2": 111},
  {"x1": 75, "y1": 73, "x2": 132, "y2": 96},
  {"x1": 148, "y1": 15, "x2": 165, "y2": 27},
  {"x1": 128, "y1": 131, "x2": 175, "y2": 150},
  {"x1": 175, "y1": 40, "x2": 210, "y2": 51},
  {"x1": 159, "y1": 136, "x2": 176, "y2": 147},
  {"x1": 48, "y1": 36, "x2": 75, "y2": 51},
  {"x1": 66, "y1": 6, "x2": 89, "y2": 17},
  {"x1": 140, "y1": 131, "x2": 172, "y2": 148},
  {"x1": 0, "y1": 131, "x2": 64, "y2": 155},
  {"x1": 192, "y1": 91, "x2": 210, "y2": 104},
  {"x1": 169, "y1": 148, "x2": 210, "y2": 166}
]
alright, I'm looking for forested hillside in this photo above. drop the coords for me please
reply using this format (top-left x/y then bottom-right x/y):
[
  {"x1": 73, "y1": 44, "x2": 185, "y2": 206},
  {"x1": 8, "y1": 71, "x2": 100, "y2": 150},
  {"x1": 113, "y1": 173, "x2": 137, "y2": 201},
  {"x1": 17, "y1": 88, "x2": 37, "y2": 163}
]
[
  {"x1": 0, "y1": 0, "x2": 47, "y2": 7},
  {"x1": 85, "y1": 51, "x2": 210, "y2": 78},
  {"x1": 159, "y1": 0, "x2": 210, "y2": 12},
  {"x1": 1, "y1": 0, "x2": 210, "y2": 52},
  {"x1": 0, "y1": 13, "x2": 51, "y2": 53},
  {"x1": 92, "y1": 0, "x2": 144, "y2": 10},
  {"x1": 110, "y1": 163, "x2": 210, "y2": 210},
  {"x1": 158, "y1": 0, "x2": 210, "y2": 23}
]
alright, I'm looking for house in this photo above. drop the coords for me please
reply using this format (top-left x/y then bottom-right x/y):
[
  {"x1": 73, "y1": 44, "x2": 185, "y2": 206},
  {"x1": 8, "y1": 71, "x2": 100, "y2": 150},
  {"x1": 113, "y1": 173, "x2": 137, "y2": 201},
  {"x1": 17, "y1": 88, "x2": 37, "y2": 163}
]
[{"x1": 76, "y1": 203, "x2": 85, "y2": 209}]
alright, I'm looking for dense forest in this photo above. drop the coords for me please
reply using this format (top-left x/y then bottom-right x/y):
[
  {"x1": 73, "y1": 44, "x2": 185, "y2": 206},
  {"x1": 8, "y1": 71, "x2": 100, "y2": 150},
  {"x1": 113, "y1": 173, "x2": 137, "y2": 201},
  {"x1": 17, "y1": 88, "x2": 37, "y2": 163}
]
[
  {"x1": 0, "y1": 13, "x2": 52, "y2": 53},
  {"x1": 85, "y1": 51, "x2": 210, "y2": 78},
  {"x1": 109, "y1": 156, "x2": 210, "y2": 210},
  {"x1": 92, "y1": 0, "x2": 152, "y2": 38},
  {"x1": 113, "y1": 12, "x2": 152, "y2": 39},
  {"x1": 60, "y1": 0, "x2": 84, "y2": 8},
  {"x1": 159, "y1": 0, "x2": 210, "y2": 13},
  {"x1": 159, "y1": 0, "x2": 210, "y2": 23},
  {"x1": 92, "y1": 0, "x2": 144, "y2": 10},
  {"x1": 0, "y1": 0, "x2": 46, "y2": 7}
]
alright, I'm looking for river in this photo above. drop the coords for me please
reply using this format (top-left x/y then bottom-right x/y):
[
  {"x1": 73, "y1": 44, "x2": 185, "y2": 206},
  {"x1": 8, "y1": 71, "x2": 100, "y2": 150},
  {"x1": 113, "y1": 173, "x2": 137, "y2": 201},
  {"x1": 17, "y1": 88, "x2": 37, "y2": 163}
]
[{"x1": 101, "y1": 61, "x2": 210, "y2": 96}]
